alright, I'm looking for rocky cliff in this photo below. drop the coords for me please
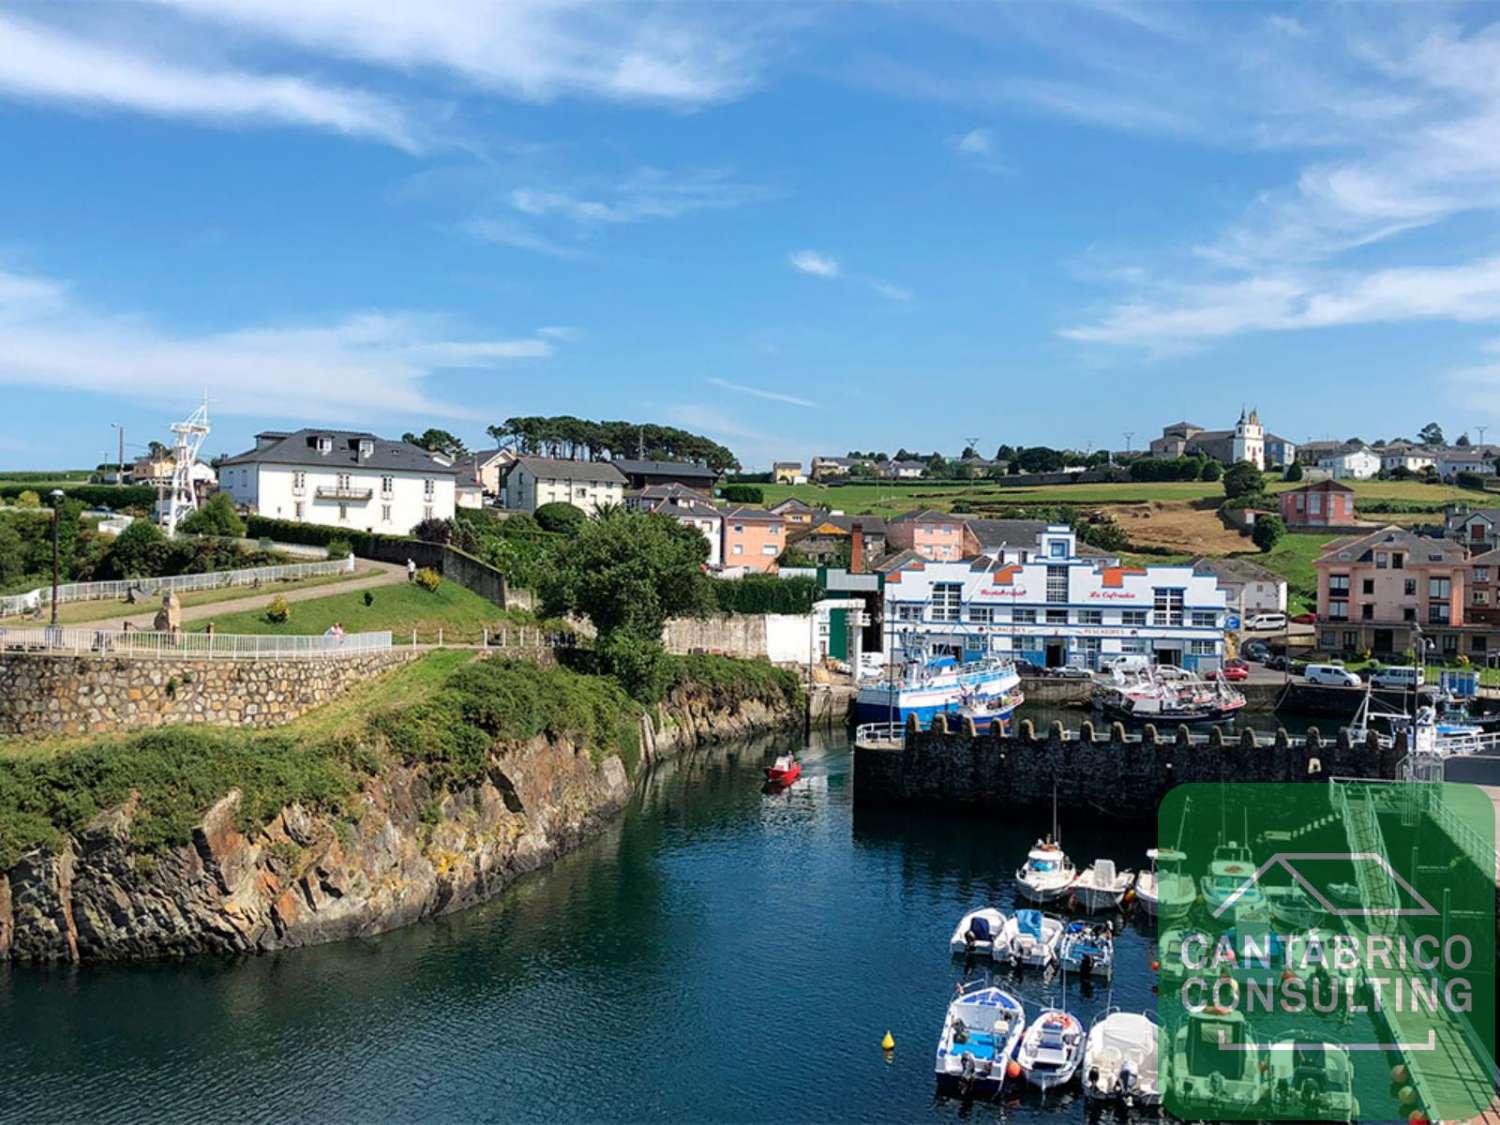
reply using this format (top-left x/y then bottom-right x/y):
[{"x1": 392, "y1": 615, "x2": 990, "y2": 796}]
[{"x1": 0, "y1": 686, "x2": 795, "y2": 962}]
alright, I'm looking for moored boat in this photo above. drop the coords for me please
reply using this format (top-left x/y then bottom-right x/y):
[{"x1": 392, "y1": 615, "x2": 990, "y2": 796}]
[
  {"x1": 1084, "y1": 1010, "x2": 1161, "y2": 1106},
  {"x1": 1200, "y1": 840, "x2": 1265, "y2": 920},
  {"x1": 1264, "y1": 1036, "x2": 1359, "y2": 1121},
  {"x1": 950, "y1": 907, "x2": 1007, "y2": 959},
  {"x1": 855, "y1": 643, "x2": 1023, "y2": 730},
  {"x1": 1093, "y1": 664, "x2": 1245, "y2": 724},
  {"x1": 999, "y1": 909, "x2": 1063, "y2": 968},
  {"x1": 1015, "y1": 1009, "x2": 1085, "y2": 1089},
  {"x1": 1166, "y1": 1007, "x2": 1263, "y2": 1117},
  {"x1": 1016, "y1": 839, "x2": 1077, "y2": 903},
  {"x1": 1058, "y1": 920, "x2": 1114, "y2": 980},
  {"x1": 1136, "y1": 847, "x2": 1195, "y2": 920},
  {"x1": 933, "y1": 983, "x2": 1026, "y2": 1095},
  {"x1": 1072, "y1": 859, "x2": 1134, "y2": 913}
]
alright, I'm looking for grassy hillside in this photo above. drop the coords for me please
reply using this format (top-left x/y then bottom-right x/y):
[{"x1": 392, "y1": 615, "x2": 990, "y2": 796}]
[{"x1": 1234, "y1": 532, "x2": 1343, "y2": 614}]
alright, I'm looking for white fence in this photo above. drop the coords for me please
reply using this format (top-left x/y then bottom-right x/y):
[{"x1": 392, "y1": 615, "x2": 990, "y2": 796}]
[
  {"x1": 0, "y1": 626, "x2": 391, "y2": 661},
  {"x1": 0, "y1": 556, "x2": 356, "y2": 617}
]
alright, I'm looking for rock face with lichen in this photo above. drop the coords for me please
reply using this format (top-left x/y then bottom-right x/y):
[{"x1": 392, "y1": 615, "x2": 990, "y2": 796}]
[{"x1": 0, "y1": 685, "x2": 794, "y2": 962}]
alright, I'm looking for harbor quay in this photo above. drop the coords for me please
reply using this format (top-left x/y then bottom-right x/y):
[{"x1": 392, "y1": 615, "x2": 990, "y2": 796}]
[{"x1": 853, "y1": 716, "x2": 1400, "y2": 815}]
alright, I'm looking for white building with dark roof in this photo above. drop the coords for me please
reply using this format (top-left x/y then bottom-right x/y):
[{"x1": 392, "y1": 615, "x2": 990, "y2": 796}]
[
  {"x1": 218, "y1": 428, "x2": 456, "y2": 532},
  {"x1": 503, "y1": 456, "x2": 627, "y2": 515}
]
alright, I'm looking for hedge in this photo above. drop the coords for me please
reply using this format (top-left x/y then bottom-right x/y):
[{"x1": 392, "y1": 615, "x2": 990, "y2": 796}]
[
  {"x1": 0, "y1": 483, "x2": 156, "y2": 508},
  {"x1": 720, "y1": 484, "x2": 765, "y2": 503},
  {"x1": 245, "y1": 514, "x2": 419, "y2": 556},
  {"x1": 711, "y1": 574, "x2": 819, "y2": 614}
]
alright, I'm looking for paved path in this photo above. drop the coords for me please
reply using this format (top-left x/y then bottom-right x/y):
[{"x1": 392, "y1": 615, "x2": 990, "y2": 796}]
[{"x1": 79, "y1": 561, "x2": 407, "y2": 630}]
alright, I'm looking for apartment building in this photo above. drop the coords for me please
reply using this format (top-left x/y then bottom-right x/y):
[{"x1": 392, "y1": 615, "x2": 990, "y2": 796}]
[{"x1": 1314, "y1": 527, "x2": 1469, "y2": 656}]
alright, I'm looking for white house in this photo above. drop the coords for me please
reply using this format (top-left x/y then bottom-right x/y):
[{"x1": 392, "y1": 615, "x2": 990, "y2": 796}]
[
  {"x1": 1380, "y1": 444, "x2": 1435, "y2": 474},
  {"x1": 1191, "y1": 557, "x2": 1288, "y2": 618},
  {"x1": 1317, "y1": 446, "x2": 1382, "y2": 479},
  {"x1": 881, "y1": 525, "x2": 1228, "y2": 672},
  {"x1": 1436, "y1": 449, "x2": 1498, "y2": 481},
  {"x1": 503, "y1": 456, "x2": 626, "y2": 515},
  {"x1": 218, "y1": 428, "x2": 456, "y2": 532}
]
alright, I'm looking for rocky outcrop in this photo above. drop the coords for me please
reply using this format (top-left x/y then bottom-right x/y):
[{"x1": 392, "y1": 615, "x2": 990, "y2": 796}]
[{"x1": 0, "y1": 687, "x2": 795, "y2": 962}]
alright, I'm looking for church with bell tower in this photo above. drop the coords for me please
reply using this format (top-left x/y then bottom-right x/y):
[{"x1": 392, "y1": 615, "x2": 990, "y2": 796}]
[{"x1": 1230, "y1": 407, "x2": 1266, "y2": 470}]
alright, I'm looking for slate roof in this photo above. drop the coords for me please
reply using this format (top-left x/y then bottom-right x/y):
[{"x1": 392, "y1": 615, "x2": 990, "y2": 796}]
[
  {"x1": 1316, "y1": 526, "x2": 1467, "y2": 565},
  {"x1": 221, "y1": 428, "x2": 456, "y2": 475},
  {"x1": 510, "y1": 456, "x2": 627, "y2": 484},
  {"x1": 962, "y1": 518, "x2": 1050, "y2": 548},
  {"x1": 611, "y1": 458, "x2": 719, "y2": 481},
  {"x1": 1191, "y1": 556, "x2": 1286, "y2": 587}
]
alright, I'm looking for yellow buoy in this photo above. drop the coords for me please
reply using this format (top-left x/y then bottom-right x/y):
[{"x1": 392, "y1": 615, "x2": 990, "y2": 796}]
[{"x1": 881, "y1": 1031, "x2": 895, "y2": 1051}]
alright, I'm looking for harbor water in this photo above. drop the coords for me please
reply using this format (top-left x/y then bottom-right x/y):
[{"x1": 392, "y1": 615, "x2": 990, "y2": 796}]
[{"x1": 2, "y1": 730, "x2": 1163, "y2": 1124}]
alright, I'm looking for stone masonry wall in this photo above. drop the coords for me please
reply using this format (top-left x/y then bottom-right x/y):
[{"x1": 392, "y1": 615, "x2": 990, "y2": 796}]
[
  {"x1": 854, "y1": 716, "x2": 1401, "y2": 818},
  {"x1": 0, "y1": 651, "x2": 415, "y2": 737}
]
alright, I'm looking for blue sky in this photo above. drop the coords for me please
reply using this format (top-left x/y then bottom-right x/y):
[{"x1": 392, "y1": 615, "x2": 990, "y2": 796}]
[{"x1": 4, "y1": 2, "x2": 1500, "y2": 470}]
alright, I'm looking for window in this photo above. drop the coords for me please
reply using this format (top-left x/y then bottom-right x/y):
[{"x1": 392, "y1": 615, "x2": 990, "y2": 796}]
[
  {"x1": 1477, "y1": 567, "x2": 1492, "y2": 583},
  {"x1": 1473, "y1": 636, "x2": 1489, "y2": 653},
  {"x1": 1120, "y1": 638, "x2": 1146, "y2": 653},
  {"x1": 1320, "y1": 630, "x2": 1338, "y2": 648},
  {"x1": 1405, "y1": 579, "x2": 1417, "y2": 596},
  {"x1": 292, "y1": 470, "x2": 306, "y2": 491},
  {"x1": 1476, "y1": 590, "x2": 1490, "y2": 606},
  {"x1": 1392, "y1": 553, "x2": 1404, "y2": 569},
  {"x1": 1190, "y1": 611, "x2": 1217, "y2": 627},
  {"x1": 1189, "y1": 640, "x2": 1215, "y2": 655},
  {"x1": 1152, "y1": 587, "x2": 1184, "y2": 626},
  {"x1": 381, "y1": 504, "x2": 392, "y2": 522},
  {"x1": 896, "y1": 604, "x2": 921, "y2": 622},
  {"x1": 1328, "y1": 599, "x2": 1348, "y2": 620},
  {"x1": 733, "y1": 544, "x2": 743, "y2": 555},
  {"x1": 423, "y1": 478, "x2": 435, "y2": 497},
  {"x1": 734, "y1": 524, "x2": 744, "y2": 533},
  {"x1": 1045, "y1": 609, "x2": 1068, "y2": 625},
  {"x1": 1362, "y1": 578, "x2": 1374, "y2": 595},
  {"x1": 1328, "y1": 575, "x2": 1350, "y2": 594},
  {"x1": 1295, "y1": 494, "x2": 1305, "y2": 511},
  {"x1": 1404, "y1": 606, "x2": 1417, "y2": 622},
  {"x1": 1443, "y1": 633, "x2": 1459, "y2": 655},
  {"x1": 761, "y1": 544, "x2": 777, "y2": 556},
  {"x1": 381, "y1": 475, "x2": 393, "y2": 496},
  {"x1": 1309, "y1": 493, "x2": 1322, "y2": 514},
  {"x1": 969, "y1": 606, "x2": 994, "y2": 624},
  {"x1": 294, "y1": 501, "x2": 304, "y2": 520},
  {"x1": 1013, "y1": 609, "x2": 1037, "y2": 624},
  {"x1": 1343, "y1": 631, "x2": 1359, "y2": 650},
  {"x1": 1375, "y1": 552, "x2": 1387, "y2": 570},
  {"x1": 1046, "y1": 565, "x2": 1068, "y2": 603},
  {"x1": 1078, "y1": 609, "x2": 1102, "y2": 625},
  {"x1": 1429, "y1": 576, "x2": 1452, "y2": 599},
  {"x1": 1361, "y1": 604, "x2": 1373, "y2": 620},
  {"x1": 932, "y1": 583, "x2": 963, "y2": 622},
  {"x1": 1122, "y1": 610, "x2": 1147, "y2": 627},
  {"x1": 337, "y1": 503, "x2": 348, "y2": 522},
  {"x1": 336, "y1": 473, "x2": 351, "y2": 491},
  {"x1": 423, "y1": 505, "x2": 433, "y2": 521},
  {"x1": 1429, "y1": 604, "x2": 1451, "y2": 625},
  {"x1": 1049, "y1": 539, "x2": 1067, "y2": 558}
]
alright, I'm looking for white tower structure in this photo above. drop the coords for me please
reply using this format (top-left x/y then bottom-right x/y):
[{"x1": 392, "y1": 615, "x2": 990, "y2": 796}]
[{"x1": 161, "y1": 398, "x2": 211, "y2": 536}]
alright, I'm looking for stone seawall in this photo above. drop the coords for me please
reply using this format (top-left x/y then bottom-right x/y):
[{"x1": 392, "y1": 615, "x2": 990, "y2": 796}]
[
  {"x1": 854, "y1": 717, "x2": 1400, "y2": 818},
  {"x1": 0, "y1": 651, "x2": 415, "y2": 737},
  {"x1": 0, "y1": 684, "x2": 797, "y2": 962}
]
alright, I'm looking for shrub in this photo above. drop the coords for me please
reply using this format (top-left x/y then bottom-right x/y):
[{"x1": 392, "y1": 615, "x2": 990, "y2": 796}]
[
  {"x1": 363, "y1": 591, "x2": 375, "y2": 607},
  {"x1": 265, "y1": 594, "x2": 291, "y2": 624},
  {"x1": 720, "y1": 484, "x2": 764, "y2": 503},
  {"x1": 1222, "y1": 460, "x2": 1264, "y2": 500},
  {"x1": 534, "y1": 502, "x2": 586, "y2": 535},
  {"x1": 325, "y1": 537, "x2": 352, "y2": 560},
  {"x1": 1199, "y1": 461, "x2": 1223, "y2": 482},
  {"x1": 415, "y1": 567, "x2": 441, "y2": 592},
  {"x1": 0, "y1": 483, "x2": 156, "y2": 509},
  {"x1": 1284, "y1": 462, "x2": 1305, "y2": 482},
  {"x1": 411, "y1": 518, "x2": 453, "y2": 544},
  {"x1": 178, "y1": 491, "x2": 245, "y2": 537},
  {"x1": 15, "y1": 490, "x2": 40, "y2": 509},
  {"x1": 1456, "y1": 471, "x2": 1489, "y2": 491},
  {"x1": 1251, "y1": 512, "x2": 1286, "y2": 551}
]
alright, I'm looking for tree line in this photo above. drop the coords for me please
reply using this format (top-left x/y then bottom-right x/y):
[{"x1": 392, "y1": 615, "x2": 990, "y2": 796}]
[{"x1": 481, "y1": 416, "x2": 739, "y2": 471}]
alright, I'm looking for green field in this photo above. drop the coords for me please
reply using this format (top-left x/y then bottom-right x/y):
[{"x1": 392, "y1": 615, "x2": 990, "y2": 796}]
[
  {"x1": 187, "y1": 580, "x2": 539, "y2": 643},
  {"x1": 1233, "y1": 531, "x2": 1343, "y2": 614},
  {"x1": 0, "y1": 569, "x2": 370, "y2": 625}
]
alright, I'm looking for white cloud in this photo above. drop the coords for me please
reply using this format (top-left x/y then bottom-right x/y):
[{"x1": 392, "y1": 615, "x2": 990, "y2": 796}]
[
  {"x1": 459, "y1": 218, "x2": 583, "y2": 258},
  {"x1": 509, "y1": 168, "x2": 772, "y2": 225},
  {"x1": 0, "y1": 266, "x2": 558, "y2": 422},
  {"x1": 954, "y1": 127, "x2": 994, "y2": 155},
  {"x1": 706, "y1": 376, "x2": 817, "y2": 408},
  {"x1": 538, "y1": 325, "x2": 582, "y2": 341},
  {"x1": 788, "y1": 250, "x2": 840, "y2": 278},
  {"x1": 869, "y1": 280, "x2": 913, "y2": 302},
  {"x1": 0, "y1": 13, "x2": 420, "y2": 150}
]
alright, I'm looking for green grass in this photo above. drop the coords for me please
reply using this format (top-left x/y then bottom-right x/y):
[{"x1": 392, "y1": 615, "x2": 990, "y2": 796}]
[
  {"x1": 185, "y1": 578, "x2": 541, "y2": 643},
  {"x1": 1232, "y1": 531, "x2": 1343, "y2": 614}
]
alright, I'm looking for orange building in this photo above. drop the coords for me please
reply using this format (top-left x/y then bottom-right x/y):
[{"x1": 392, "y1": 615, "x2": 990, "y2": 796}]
[
  {"x1": 722, "y1": 506, "x2": 785, "y2": 572},
  {"x1": 885, "y1": 508, "x2": 966, "y2": 561}
]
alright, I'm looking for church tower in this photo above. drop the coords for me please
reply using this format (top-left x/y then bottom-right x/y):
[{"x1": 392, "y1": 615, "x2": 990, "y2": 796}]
[{"x1": 1233, "y1": 407, "x2": 1266, "y2": 470}]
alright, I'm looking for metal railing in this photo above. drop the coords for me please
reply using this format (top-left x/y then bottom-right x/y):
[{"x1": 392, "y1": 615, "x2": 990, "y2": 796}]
[
  {"x1": 0, "y1": 556, "x2": 356, "y2": 617},
  {"x1": 0, "y1": 626, "x2": 390, "y2": 660},
  {"x1": 854, "y1": 721, "x2": 906, "y2": 747}
]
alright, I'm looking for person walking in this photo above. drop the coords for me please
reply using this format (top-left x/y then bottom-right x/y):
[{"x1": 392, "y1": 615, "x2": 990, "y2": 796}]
[{"x1": 406, "y1": 558, "x2": 416, "y2": 582}]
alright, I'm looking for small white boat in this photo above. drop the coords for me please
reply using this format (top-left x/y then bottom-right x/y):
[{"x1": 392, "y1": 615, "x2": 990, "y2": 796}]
[
  {"x1": 1015, "y1": 1009, "x2": 1085, "y2": 1089},
  {"x1": 1016, "y1": 838, "x2": 1077, "y2": 903},
  {"x1": 933, "y1": 983, "x2": 1026, "y2": 1094},
  {"x1": 1267, "y1": 883, "x2": 1324, "y2": 930},
  {"x1": 949, "y1": 908, "x2": 1007, "y2": 958},
  {"x1": 1084, "y1": 1010, "x2": 1161, "y2": 1106},
  {"x1": 1200, "y1": 840, "x2": 1265, "y2": 920},
  {"x1": 1072, "y1": 859, "x2": 1134, "y2": 913},
  {"x1": 1167, "y1": 1008, "x2": 1263, "y2": 1118},
  {"x1": 1058, "y1": 920, "x2": 1114, "y2": 981},
  {"x1": 1264, "y1": 1036, "x2": 1359, "y2": 1121},
  {"x1": 998, "y1": 909, "x2": 1063, "y2": 968},
  {"x1": 1135, "y1": 847, "x2": 1195, "y2": 920}
]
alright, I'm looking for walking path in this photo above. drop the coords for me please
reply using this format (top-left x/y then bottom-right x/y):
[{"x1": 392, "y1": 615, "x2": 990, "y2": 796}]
[{"x1": 77, "y1": 561, "x2": 407, "y2": 631}]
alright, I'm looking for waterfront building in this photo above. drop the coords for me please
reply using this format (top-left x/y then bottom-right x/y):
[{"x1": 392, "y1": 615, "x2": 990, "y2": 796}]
[
  {"x1": 880, "y1": 525, "x2": 1227, "y2": 671},
  {"x1": 1279, "y1": 480, "x2": 1356, "y2": 528},
  {"x1": 1191, "y1": 557, "x2": 1287, "y2": 617},
  {"x1": 502, "y1": 456, "x2": 626, "y2": 516},
  {"x1": 722, "y1": 506, "x2": 785, "y2": 573},
  {"x1": 219, "y1": 428, "x2": 456, "y2": 532},
  {"x1": 1313, "y1": 527, "x2": 1469, "y2": 656}
]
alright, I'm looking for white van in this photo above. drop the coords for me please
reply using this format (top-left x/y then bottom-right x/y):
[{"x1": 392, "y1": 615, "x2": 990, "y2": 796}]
[
  {"x1": 1370, "y1": 666, "x2": 1422, "y2": 691},
  {"x1": 1103, "y1": 654, "x2": 1150, "y2": 674},
  {"x1": 1305, "y1": 663, "x2": 1361, "y2": 687},
  {"x1": 1244, "y1": 612, "x2": 1288, "y2": 631}
]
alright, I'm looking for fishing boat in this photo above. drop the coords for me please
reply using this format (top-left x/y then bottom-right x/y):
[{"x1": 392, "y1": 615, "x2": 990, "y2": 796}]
[
  {"x1": 1016, "y1": 839, "x2": 1077, "y2": 903},
  {"x1": 1015, "y1": 1009, "x2": 1085, "y2": 1089},
  {"x1": 998, "y1": 910, "x2": 1063, "y2": 968},
  {"x1": 1266, "y1": 883, "x2": 1324, "y2": 930},
  {"x1": 1084, "y1": 1010, "x2": 1161, "y2": 1106},
  {"x1": 1166, "y1": 1008, "x2": 1264, "y2": 1117},
  {"x1": 1136, "y1": 847, "x2": 1196, "y2": 920},
  {"x1": 1264, "y1": 1037, "x2": 1359, "y2": 1121},
  {"x1": 1200, "y1": 840, "x2": 1265, "y2": 920},
  {"x1": 1093, "y1": 664, "x2": 1246, "y2": 724},
  {"x1": 764, "y1": 754, "x2": 801, "y2": 786},
  {"x1": 933, "y1": 983, "x2": 1026, "y2": 1095},
  {"x1": 1072, "y1": 859, "x2": 1134, "y2": 913},
  {"x1": 855, "y1": 636, "x2": 1024, "y2": 730},
  {"x1": 1058, "y1": 920, "x2": 1114, "y2": 980},
  {"x1": 949, "y1": 908, "x2": 1007, "y2": 959}
]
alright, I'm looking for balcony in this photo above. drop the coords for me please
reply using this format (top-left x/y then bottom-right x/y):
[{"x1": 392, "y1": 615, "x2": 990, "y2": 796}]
[{"x1": 314, "y1": 486, "x2": 373, "y2": 502}]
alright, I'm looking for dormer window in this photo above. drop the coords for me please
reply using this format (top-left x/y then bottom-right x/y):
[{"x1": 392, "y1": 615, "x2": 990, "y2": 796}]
[
  {"x1": 317, "y1": 436, "x2": 332, "y2": 454},
  {"x1": 358, "y1": 439, "x2": 374, "y2": 460}
]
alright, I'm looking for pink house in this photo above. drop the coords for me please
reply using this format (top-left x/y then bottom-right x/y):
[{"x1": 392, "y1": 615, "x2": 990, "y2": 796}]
[
  {"x1": 886, "y1": 508, "x2": 967, "y2": 561},
  {"x1": 1281, "y1": 481, "x2": 1356, "y2": 528},
  {"x1": 722, "y1": 506, "x2": 784, "y2": 573}
]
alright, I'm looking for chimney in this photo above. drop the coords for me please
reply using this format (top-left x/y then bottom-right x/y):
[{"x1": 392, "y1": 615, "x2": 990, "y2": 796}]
[{"x1": 850, "y1": 521, "x2": 865, "y2": 574}]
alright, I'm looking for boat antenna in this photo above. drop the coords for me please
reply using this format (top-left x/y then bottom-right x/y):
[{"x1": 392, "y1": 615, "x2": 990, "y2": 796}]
[{"x1": 1051, "y1": 781, "x2": 1060, "y2": 845}]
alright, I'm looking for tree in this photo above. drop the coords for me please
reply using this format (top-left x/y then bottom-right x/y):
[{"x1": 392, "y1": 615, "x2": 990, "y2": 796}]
[
  {"x1": 539, "y1": 508, "x2": 713, "y2": 700},
  {"x1": 1456, "y1": 432, "x2": 1471, "y2": 447},
  {"x1": 14, "y1": 490, "x2": 39, "y2": 509},
  {"x1": 926, "y1": 452, "x2": 950, "y2": 478},
  {"x1": 1199, "y1": 460, "x2": 1223, "y2": 482},
  {"x1": 1252, "y1": 512, "x2": 1285, "y2": 551},
  {"x1": 961, "y1": 445, "x2": 979, "y2": 460},
  {"x1": 1418, "y1": 422, "x2": 1445, "y2": 446},
  {"x1": 412, "y1": 517, "x2": 454, "y2": 543},
  {"x1": 534, "y1": 502, "x2": 587, "y2": 535},
  {"x1": 146, "y1": 440, "x2": 170, "y2": 459},
  {"x1": 1283, "y1": 461, "x2": 1304, "y2": 482},
  {"x1": 178, "y1": 491, "x2": 245, "y2": 538},
  {"x1": 1222, "y1": 460, "x2": 1264, "y2": 501},
  {"x1": 0, "y1": 519, "x2": 24, "y2": 585},
  {"x1": 402, "y1": 428, "x2": 468, "y2": 459},
  {"x1": 102, "y1": 519, "x2": 166, "y2": 579}
]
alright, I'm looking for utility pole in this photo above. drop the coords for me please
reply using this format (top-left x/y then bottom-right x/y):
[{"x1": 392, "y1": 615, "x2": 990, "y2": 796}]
[
  {"x1": 110, "y1": 423, "x2": 124, "y2": 483},
  {"x1": 1123, "y1": 431, "x2": 1134, "y2": 454},
  {"x1": 1479, "y1": 425, "x2": 1488, "y2": 450},
  {"x1": 49, "y1": 489, "x2": 64, "y2": 626}
]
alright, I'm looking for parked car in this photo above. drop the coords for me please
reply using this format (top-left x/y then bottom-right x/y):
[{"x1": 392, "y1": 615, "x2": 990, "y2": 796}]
[
  {"x1": 1291, "y1": 612, "x2": 1317, "y2": 624},
  {"x1": 1054, "y1": 664, "x2": 1094, "y2": 679},
  {"x1": 1265, "y1": 654, "x2": 1291, "y2": 671},
  {"x1": 1370, "y1": 666, "x2": 1422, "y2": 691},
  {"x1": 1244, "y1": 611, "x2": 1289, "y2": 631},
  {"x1": 1304, "y1": 663, "x2": 1362, "y2": 687},
  {"x1": 1209, "y1": 659, "x2": 1250, "y2": 682},
  {"x1": 1242, "y1": 641, "x2": 1271, "y2": 662}
]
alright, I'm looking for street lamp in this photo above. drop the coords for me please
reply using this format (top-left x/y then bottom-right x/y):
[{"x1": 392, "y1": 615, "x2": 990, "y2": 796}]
[{"x1": 48, "y1": 488, "x2": 64, "y2": 626}]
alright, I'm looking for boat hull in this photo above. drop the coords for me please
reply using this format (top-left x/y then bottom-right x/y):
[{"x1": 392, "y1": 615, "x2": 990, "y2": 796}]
[{"x1": 764, "y1": 764, "x2": 801, "y2": 786}]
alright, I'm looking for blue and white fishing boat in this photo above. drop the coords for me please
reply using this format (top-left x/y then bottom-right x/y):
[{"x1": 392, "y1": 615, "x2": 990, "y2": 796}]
[
  {"x1": 1058, "y1": 920, "x2": 1115, "y2": 981},
  {"x1": 934, "y1": 982, "x2": 1027, "y2": 1095},
  {"x1": 855, "y1": 635, "x2": 1023, "y2": 730}
]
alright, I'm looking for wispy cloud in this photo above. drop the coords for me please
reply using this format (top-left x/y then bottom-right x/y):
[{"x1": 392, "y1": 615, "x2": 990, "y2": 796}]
[
  {"x1": 459, "y1": 217, "x2": 583, "y2": 258},
  {"x1": 0, "y1": 13, "x2": 420, "y2": 150},
  {"x1": 788, "y1": 249, "x2": 911, "y2": 301},
  {"x1": 538, "y1": 325, "x2": 582, "y2": 341},
  {"x1": 0, "y1": 266, "x2": 560, "y2": 422},
  {"x1": 953, "y1": 127, "x2": 993, "y2": 155},
  {"x1": 706, "y1": 376, "x2": 817, "y2": 408},
  {"x1": 510, "y1": 168, "x2": 772, "y2": 225}
]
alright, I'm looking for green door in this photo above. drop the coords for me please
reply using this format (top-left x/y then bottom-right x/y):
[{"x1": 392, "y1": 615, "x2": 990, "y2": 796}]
[{"x1": 828, "y1": 608, "x2": 848, "y2": 660}]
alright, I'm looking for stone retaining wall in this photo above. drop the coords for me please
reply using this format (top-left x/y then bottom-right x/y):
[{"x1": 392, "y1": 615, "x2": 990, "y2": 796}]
[
  {"x1": 0, "y1": 651, "x2": 415, "y2": 737},
  {"x1": 854, "y1": 716, "x2": 1400, "y2": 818}
]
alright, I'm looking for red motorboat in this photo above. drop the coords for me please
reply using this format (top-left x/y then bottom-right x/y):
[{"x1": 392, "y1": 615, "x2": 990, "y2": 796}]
[{"x1": 764, "y1": 754, "x2": 801, "y2": 786}]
